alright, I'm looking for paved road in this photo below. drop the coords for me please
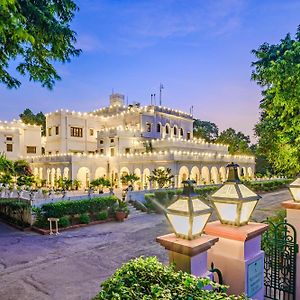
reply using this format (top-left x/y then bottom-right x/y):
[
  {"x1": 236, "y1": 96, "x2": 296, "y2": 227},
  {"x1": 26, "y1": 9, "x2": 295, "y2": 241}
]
[{"x1": 0, "y1": 189, "x2": 292, "y2": 300}]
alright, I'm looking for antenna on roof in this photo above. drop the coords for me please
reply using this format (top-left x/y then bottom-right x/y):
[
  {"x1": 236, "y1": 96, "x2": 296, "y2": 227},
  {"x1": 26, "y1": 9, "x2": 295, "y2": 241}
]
[
  {"x1": 153, "y1": 93, "x2": 156, "y2": 105},
  {"x1": 150, "y1": 94, "x2": 153, "y2": 105},
  {"x1": 159, "y1": 83, "x2": 164, "y2": 106}
]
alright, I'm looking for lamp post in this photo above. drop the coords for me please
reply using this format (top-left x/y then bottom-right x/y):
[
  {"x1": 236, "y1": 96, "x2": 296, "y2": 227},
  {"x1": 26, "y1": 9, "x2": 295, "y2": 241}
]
[
  {"x1": 210, "y1": 163, "x2": 261, "y2": 226},
  {"x1": 166, "y1": 179, "x2": 213, "y2": 240},
  {"x1": 156, "y1": 180, "x2": 218, "y2": 277},
  {"x1": 204, "y1": 163, "x2": 268, "y2": 300}
]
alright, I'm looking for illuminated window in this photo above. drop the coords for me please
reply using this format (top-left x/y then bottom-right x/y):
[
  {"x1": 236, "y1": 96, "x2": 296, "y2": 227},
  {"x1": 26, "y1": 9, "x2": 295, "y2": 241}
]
[
  {"x1": 70, "y1": 127, "x2": 83, "y2": 137},
  {"x1": 27, "y1": 146, "x2": 36, "y2": 154}
]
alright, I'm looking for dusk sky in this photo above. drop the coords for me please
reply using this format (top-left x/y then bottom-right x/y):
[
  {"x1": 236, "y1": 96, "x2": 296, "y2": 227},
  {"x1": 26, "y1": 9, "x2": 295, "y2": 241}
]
[{"x1": 0, "y1": 0, "x2": 299, "y2": 141}]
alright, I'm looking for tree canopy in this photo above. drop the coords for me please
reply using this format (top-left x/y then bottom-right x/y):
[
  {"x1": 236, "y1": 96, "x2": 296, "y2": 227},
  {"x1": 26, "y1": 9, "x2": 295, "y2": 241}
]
[
  {"x1": 252, "y1": 25, "x2": 300, "y2": 176},
  {"x1": 0, "y1": 0, "x2": 81, "y2": 89},
  {"x1": 193, "y1": 119, "x2": 219, "y2": 141},
  {"x1": 19, "y1": 108, "x2": 46, "y2": 135},
  {"x1": 215, "y1": 128, "x2": 252, "y2": 155}
]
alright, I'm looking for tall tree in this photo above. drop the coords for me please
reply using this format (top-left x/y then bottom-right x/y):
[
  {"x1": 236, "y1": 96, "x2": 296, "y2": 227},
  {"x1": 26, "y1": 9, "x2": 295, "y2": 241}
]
[
  {"x1": 0, "y1": 0, "x2": 81, "y2": 89},
  {"x1": 193, "y1": 119, "x2": 219, "y2": 141},
  {"x1": 252, "y1": 25, "x2": 300, "y2": 176},
  {"x1": 148, "y1": 168, "x2": 174, "y2": 188},
  {"x1": 20, "y1": 109, "x2": 46, "y2": 135},
  {"x1": 216, "y1": 128, "x2": 252, "y2": 155}
]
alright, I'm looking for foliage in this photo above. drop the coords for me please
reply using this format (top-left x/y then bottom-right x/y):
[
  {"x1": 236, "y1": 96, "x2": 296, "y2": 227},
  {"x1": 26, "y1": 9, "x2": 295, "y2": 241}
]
[
  {"x1": 72, "y1": 179, "x2": 82, "y2": 190},
  {"x1": 244, "y1": 179, "x2": 291, "y2": 192},
  {"x1": 193, "y1": 119, "x2": 219, "y2": 141},
  {"x1": 38, "y1": 196, "x2": 118, "y2": 219},
  {"x1": 90, "y1": 177, "x2": 111, "y2": 191},
  {"x1": 79, "y1": 213, "x2": 90, "y2": 224},
  {"x1": 0, "y1": 0, "x2": 81, "y2": 89},
  {"x1": 148, "y1": 168, "x2": 174, "y2": 188},
  {"x1": 13, "y1": 159, "x2": 32, "y2": 176},
  {"x1": 16, "y1": 175, "x2": 35, "y2": 187},
  {"x1": 115, "y1": 199, "x2": 129, "y2": 214},
  {"x1": 0, "y1": 153, "x2": 14, "y2": 174},
  {"x1": 120, "y1": 173, "x2": 140, "y2": 185},
  {"x1": 252, "y1": 25, "x2": 300, "y2": 176},
  {"x1": 0, "y1": 198, "x2": 30, "y2": 227},
  {"x1": 19, "y1": 109, "x2": 46, "y2": 135},
  {"x1": 58, "y1": 216, "x2": 70, "y2": 228},
  {"x1": 0, "y1": 173, "x2": 13, "y2": 185},
  {"x1": 94, "y1": 256, "x2": 248, "y2": 300},
  {"x1": 215, "y1": 128, "x2": 252, "y2": 155},
  {"x1": 97, "y1": 211, "x2": 108, "y2": 221}
]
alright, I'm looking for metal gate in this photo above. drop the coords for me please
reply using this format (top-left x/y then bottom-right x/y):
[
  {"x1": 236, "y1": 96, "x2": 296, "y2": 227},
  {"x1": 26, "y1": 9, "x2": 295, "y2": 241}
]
[{"x1": 262, "y1": 219, "x2": 298, "y2": 300}]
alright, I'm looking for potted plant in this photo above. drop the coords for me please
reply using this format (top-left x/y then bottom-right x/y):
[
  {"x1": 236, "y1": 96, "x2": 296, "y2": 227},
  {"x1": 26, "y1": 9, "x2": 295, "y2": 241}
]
[{"x1": 115, "y1": 200, "x2": 129, "y2": 222}]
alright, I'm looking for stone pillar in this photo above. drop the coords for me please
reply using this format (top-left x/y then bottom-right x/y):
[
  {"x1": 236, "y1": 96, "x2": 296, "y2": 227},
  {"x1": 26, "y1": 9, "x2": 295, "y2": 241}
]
[
  {"x1": 205, "y1": 221, "x2": 268, "y2": 300},
  {"x1": 156, "y1": 233, "x2": 218, "y2": 278},
  {"x1": 282, "y1": 201, "x2": 300, "y2": 299}
]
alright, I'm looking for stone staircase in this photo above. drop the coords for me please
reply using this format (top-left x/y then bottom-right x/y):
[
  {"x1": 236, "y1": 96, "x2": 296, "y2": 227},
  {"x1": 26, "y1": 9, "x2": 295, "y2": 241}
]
[{"x1": 127, "y1": 202, "x2": 147, "y2": 219}]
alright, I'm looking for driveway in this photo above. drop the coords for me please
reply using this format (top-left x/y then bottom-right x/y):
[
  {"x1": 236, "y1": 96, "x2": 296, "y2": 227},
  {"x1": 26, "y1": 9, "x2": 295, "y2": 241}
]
[{"x1": 0, "y1": 189, "x2": 291, "y2": 300}]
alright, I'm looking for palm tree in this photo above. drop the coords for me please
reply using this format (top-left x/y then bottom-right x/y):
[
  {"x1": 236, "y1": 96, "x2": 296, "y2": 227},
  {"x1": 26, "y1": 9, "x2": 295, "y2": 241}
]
[
  {"x1": 120, "y1": 173, "x2": 140, "y2": 189},
  {"x1": 90, "y1": 177, "x2": 111, "y2": 193},
  {"x1": 148, "y1": 168, "x2": 174, "y2": 188}
]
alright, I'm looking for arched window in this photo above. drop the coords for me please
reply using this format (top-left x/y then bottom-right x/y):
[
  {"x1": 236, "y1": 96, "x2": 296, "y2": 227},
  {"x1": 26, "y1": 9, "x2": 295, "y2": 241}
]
[
  {"x1": 165, "y1": 124, "x2": 170, "y2": 134},
  {"x1": 187, "y1": 132, "x2": 191, "y2": 140},
  {"x1": 173, "y1": 126, "x2": 177, "y2": 135},
  {"x1": 157, "y1": 123, "x2": 161, "y2": 133},
  {"x1": 146, "y1": 122, "x2": 152, "y2": 132},
  {"x1": 180, "y1": 128, "x2": 184, "y2": 136}
]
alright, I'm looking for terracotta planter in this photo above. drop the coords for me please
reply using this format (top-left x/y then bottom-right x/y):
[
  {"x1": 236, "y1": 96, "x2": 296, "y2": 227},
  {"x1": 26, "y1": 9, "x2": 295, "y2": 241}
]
[{"x1": 115, "y1": 211, "x2": 126, "y2": 222}]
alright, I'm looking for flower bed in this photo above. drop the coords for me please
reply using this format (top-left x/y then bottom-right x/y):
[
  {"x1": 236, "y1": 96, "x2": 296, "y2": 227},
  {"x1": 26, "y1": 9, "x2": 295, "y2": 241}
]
[
  {"x1": 34, "y1": 196, "x2": 119, "y2": 229},
  {"x1": 94, "y1": 256, "x2": 248, "y2": 299}
]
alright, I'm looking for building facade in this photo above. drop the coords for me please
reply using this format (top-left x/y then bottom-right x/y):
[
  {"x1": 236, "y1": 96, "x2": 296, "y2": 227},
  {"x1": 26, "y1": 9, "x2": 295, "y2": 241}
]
[
  {"x1": 24, "y1": 93, "x2": 255, "y2": 189},
  {"x1": 0, "y1": 120, "x2": 42, "y2": 160}
]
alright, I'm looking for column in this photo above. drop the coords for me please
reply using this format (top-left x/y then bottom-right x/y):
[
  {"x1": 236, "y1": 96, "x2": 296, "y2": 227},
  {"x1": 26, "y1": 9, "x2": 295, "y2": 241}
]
[{"x1": 205, "y1": 221, "x2": 268, "y2": 299}]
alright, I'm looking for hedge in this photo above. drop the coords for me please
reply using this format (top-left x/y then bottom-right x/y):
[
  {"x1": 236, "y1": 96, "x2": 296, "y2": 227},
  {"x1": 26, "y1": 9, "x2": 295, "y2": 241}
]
[
  {"x1": 94, "y1": 256, "x2": 248, "y2": 300},
  {"x1": 34, "y1": 196, "x2": 118, "y2": 228},
  {"x1": 0, "y1": 198, "x2": 31, "y2": 227},
  {"x1": 40, "y1": 196, "x2": 118, "y2": 218},
  {"x1": 244, "y1": 179, "x2": 292, "y2": 192}
]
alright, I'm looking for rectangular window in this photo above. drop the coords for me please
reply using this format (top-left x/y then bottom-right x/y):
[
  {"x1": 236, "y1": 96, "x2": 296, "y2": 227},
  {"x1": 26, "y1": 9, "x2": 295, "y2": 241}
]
[
  {"x1": 48, "y1": 151, "x2": 52, "y2": 155},
  {"x1": 6, "y1": 136, "x2": 13, "y2": 141},
  {"x1": 48, "y1": 127, "x2": 52, "y2": 136},
  {"x1": 6, "y1": 144, "x2": 13, "y2": 152},
  {"x1": 110, "y1": 138, "x2": 114, "y2": 143},
  {"x1": 100, "y1": 139, "x2": 104, "y2": 144},
  {"x1": 89, "y1": 128, "x2": 94, "y2": 136},
  {"x1": 187, "y1": 132, "x2": 191, "y2": 140},
  {"x1": 27, "y1": 146, "x2": 37, "y2": 154},
  {"x1": 55, "y1": 126, "x2": 59, "y2": 135},
  {"x1": 125, "y1": 148, "x2": 130, "y2": 154},
  {"x1": 110, "y1": 148, "x2": 115, "y2": 157},
  {"x1": 70, "y1": 127, "x2": 83, "y2": 137},
  {"x1": 100, "y1": 148, "x2": 104, "y2": 154}
]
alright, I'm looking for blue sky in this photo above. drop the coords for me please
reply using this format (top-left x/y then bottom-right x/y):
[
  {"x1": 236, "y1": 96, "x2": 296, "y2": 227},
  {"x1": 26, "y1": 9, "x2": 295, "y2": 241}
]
[{"x1": 0, "y1": 0, "x2": 299, "y2": 141}]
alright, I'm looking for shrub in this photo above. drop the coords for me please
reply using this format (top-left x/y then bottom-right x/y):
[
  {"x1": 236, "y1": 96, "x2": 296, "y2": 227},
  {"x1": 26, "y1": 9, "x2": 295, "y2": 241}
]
[
  {"x1": 79, "y1": 213, "x2": 90, "y2": 224},
  {"x1": 0, "y1": 199, "x2": 30, "y2": 227},
  {"x1": 245, "y1": 179, "x2": 291, "y2": 192},
  {"x1": 40, "y1": 196, "x2": 118, "y2": 218},
  {"x1": 94, "y1": 256, "x2": 248, "y2": 300},
  {"x1": 97, "y1": 211, "x2": 108, "y2": 221},
  {"x1": 58, "y1": 216, "x2": 70, "y2": 228}
]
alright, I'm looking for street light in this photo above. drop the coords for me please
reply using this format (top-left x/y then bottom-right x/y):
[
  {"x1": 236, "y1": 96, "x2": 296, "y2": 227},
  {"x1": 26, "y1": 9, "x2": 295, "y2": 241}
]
[
  {"x1": 166, "y1": 179, "x2": 212, "y2": 240},
  {"x1": 211, "y1": 162, "x2": 261, "y2": 226},
  {"x1": 288, "y1": 176, "x2": 300, "y2": 202}
]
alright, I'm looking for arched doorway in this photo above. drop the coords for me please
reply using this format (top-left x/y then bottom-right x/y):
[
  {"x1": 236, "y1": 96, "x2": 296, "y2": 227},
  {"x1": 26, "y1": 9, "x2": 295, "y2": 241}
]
[{"x1": 77, "y1": 167, "x2": 90, "y2": 189}]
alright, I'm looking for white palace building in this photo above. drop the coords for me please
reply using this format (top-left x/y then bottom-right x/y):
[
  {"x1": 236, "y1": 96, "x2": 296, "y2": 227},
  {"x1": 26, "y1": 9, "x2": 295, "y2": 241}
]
[{"x1": 0, "y1": 93, "x2": 255, "y2": 189}]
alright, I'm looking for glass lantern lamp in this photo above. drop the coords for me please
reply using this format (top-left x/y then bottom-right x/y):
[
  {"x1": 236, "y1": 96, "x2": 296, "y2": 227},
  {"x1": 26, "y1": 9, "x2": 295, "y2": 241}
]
[
  {"x1": 211, "y1": 163, "x2": 261, "y2": 226},
  {"x1": 288, "y1": 176, "x2": 300, "y2": 202},
  {"x1": 166, "y1": 179, "x2": 213, "y2": 240}
]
